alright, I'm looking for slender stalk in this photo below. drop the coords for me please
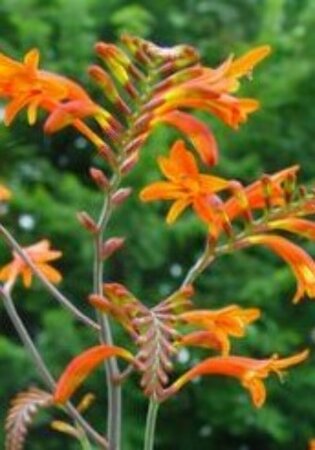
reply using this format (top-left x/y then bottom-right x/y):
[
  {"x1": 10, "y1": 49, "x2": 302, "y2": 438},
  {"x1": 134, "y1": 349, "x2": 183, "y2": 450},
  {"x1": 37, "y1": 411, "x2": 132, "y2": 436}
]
[
  {"x1": 0, "y1": 287, "x2": 108, "y2": 449},
  {"x1": 0, "y1": 224, "x2": 99, "y2": 331},
  {"x1": 93, "y1": 173, "x2": 122, "y2": 450},
  {"x1": 1, "y1": 287, "x2": 55, "y2": 388},
  {"x1": 143, "y1": 399, "x2": 160, "y2": 450},
  {"x1": 78, "y1": 428, "x2": 94, "y2": 450},
  {"x1": 181, "y1": 240, "x2": 215, "y2": 287}
]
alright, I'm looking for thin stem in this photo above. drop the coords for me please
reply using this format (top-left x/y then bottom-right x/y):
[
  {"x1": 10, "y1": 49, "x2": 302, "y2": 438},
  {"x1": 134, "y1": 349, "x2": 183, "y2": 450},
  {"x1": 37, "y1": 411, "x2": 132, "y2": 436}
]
[
  {"x1": 93, "y1": 173, "x2": 122, "y2": 450},
  {"x1": 78, "y1": 427, "x2": 93, "y2": 450},
  {"x1": 143, "y1": 399, "x2": 160, "y2": 450},
  {"x1": 0, "y1": 224, "x2": 99, "y2": 331},
  {"x1": 1, "y1": 287, "x2": 55, "y2": 388},
  {"x1": 181, "y1": 240, "x2": 215, "y2": 288},
  {"x1": 0, "y1": 287, "x2": 108, "y2": 449}
]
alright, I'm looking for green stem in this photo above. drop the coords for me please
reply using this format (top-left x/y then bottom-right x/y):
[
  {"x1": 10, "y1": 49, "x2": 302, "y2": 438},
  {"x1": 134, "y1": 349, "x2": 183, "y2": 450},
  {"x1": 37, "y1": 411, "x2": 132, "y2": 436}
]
[
  {"x1": 79, "y1": 430, "x2": 93, "y2": 450},
  {"x1": 144, "y1": 399, "x2": 160, "y2": 450},
  {"x1": 181, "y1": 241, "x2": 215, "y2": 287},
  {"x1": 93, "y1": 173, "x2": 122, "y2": 450},
  {"x1": 0, "y1": 287, "x2": 108, "y2": 449}
]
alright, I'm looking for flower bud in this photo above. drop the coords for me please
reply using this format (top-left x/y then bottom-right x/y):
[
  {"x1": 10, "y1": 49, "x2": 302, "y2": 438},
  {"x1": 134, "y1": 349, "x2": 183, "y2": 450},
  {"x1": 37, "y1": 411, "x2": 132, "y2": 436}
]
[
  {"x1": 120, "y1": 153, "x2": 139, "y2": 175},
  {"x1": 89, "y1": 167, "x2": 110, "y2": 190},
  {"x1": 77, "y1": 211, "x2": 99, "y2": 233},
  {"x1": 101, "y1": 237, "x2": 125, "y2": 259},
  {"x1": 112, "y1": 188, "x2": 132, "y2": 206},
  {"x1": 97, "y1": 144, "x2": 118, "y2": 167}
]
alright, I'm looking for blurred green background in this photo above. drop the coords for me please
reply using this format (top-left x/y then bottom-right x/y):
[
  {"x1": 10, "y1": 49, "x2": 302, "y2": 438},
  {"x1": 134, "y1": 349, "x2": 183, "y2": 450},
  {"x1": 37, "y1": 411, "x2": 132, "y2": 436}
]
[{"x1": 0, "y1": 0, "x2": 315, "y2": 449}]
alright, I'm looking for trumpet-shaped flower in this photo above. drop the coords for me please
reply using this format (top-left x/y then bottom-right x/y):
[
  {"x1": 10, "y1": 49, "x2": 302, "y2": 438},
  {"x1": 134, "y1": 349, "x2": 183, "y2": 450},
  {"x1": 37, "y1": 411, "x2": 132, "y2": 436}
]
[
  {"x1": 180, "y1": 305, "x2": 260, "y2": 355},
  {"x1": 245, "y1": 234, "x2": 315, "y2": 303},
  {"x1": 0, "y1": 240, "x2": 62, "y2": 288},
  {"x1": 54, "y1": 345, "x2": 134, "y2": 404},
  {"x1": 150, "y1": 45, "x2": 271, "y2": 129},
  {"x1": 140, "y1": 140, "x2": 229, "y2": 224},
  {"x1": 171, "y1": 349, "x2": 308, "y2": 408},
  {"x1": 0, "y1": 49, "x2": 108, "y2": 148},
  {"x1": 267, "y1": 218, "x2": 315, "y2": 241}
]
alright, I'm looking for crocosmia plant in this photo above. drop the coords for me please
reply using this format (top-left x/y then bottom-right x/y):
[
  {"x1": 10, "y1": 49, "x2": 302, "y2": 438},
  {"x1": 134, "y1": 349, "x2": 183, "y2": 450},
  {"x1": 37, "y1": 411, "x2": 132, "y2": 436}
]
[{"x1": 0, "y1": 34, "x2": 314, "y2": 450}]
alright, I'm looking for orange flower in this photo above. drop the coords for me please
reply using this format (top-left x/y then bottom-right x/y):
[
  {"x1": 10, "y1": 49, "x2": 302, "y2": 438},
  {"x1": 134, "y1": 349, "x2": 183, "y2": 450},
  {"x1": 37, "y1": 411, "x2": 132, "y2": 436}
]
[
  {"x1": 54, "y1": 345, "x2": 134, "y2": 404},
  {"x1": 206, "y1": 165, "x2": 299, "y2": 238},
  {"x1": 223, "y1": 166, "x2": 299, "y2": 221},
  {"x1": 309, "y1": 440, "x2": 315, "y2": 450},
  {"x1": 267, "y1": 218, "x2": 315, "y2": 241},
  {"x1": 0, "y1": 49, "x2": 108, "y2": 148},
  {"x1": 151, "y1": 111, "x2": 218, "y2": 166},
  {"x1": 150, "y1": 45, "x2": 271, "y2": 129},
  {"x1": 0, "y1": 184, "x2": 12, "y2": 201},
  {"x1": 245, "y1": 234, "x2": 315, "y2": 303},
  {"x1": 180, "y1": 305, "x2": 260, "y2": 355},
  {"x1": 0, "y1": 239, "x2": 62, "y2": 288},
  {"x1": 171, "y1": 349, "x2": 308, "y2": 408},
  {"x1": 140, "y1": 140, "x2": 229, "y2": 224}
]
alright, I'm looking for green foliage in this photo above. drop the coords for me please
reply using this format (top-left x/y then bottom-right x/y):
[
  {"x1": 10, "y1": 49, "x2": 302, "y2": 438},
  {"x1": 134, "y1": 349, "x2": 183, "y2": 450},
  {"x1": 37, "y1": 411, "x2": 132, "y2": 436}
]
[{"x1": 0, "y1": 0, "x2": 315, "y2": 449}]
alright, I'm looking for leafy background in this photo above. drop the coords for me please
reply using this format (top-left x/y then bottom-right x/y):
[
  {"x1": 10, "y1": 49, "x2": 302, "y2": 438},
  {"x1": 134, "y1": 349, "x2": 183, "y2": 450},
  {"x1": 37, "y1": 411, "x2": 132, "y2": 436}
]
[{"x1": 0, "y1": 0, "x2": 315, "y2": 449}]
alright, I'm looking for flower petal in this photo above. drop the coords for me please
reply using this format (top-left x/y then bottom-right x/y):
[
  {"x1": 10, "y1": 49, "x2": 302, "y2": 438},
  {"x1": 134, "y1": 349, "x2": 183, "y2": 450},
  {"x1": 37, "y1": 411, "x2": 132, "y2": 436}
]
[
  {"x1": 228, "y1": 46, "x2": 271, "y2": 79},
  {"x1": 154, "y1": 111, "x2": 219, "y2": 166},
  {"x1": 140, "y1": 181, "x2": 183, "y2": 201},
  {"x1": 54, "y1": 345, "x2": 133, "y2": 404},
  {"x1": 245, "y1": 234, "x2": 315, "y2": 303},
  {"x1": 166, "y1": 197, "x2": 191, "y2": 224}
]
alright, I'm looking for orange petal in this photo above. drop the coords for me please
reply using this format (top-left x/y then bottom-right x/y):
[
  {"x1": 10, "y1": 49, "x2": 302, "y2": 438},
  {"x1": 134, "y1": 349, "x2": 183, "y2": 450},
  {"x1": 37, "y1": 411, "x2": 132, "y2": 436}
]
[
  {"x1": 157, "y1": 140, "x2": 199, "y2": 180},
  {"x1": 199, "y1": 175, "x2": 229, "y2": 193},
  {"x1": 37, "y1": 264, "x2": 62, "y2": 284},
  {"x1": 166, "y1": 197, "x2": 191, "y2": 224},
  {"x1": 193, "y1": 196, "x2": 218, "y2": 223},
  {"x1": 179, "y1": 330, "x2": 230, "y2": 355},
  {"x1": 27, "y1": 100, "x2": 40, "y2": 125},
  {"x1": 154, "y1": 111, "x2": 219, "y2": 166},
  {"x1": 54, "y1": 345, "x2": 133, "y2": 404},
  {"x1": 228, "y1": 45, "x2": 271, "y2": 79},
  {"x1": 4, "y1": 95, "x2": 31, "y2": 125},
  {"x1": 140, "y1": 181, "x2": 183, "y2": 201},
  {"x1": 24, "y1": 48, "x2": 40, "y2": 72},
  {"x1": 245, "y1": 234, "x2": 315, "y2": 303},
  {"x1": 22, "y1": 267, "x2": 33, "y2": 288},
  {"x1": 268, "y1": 218, "x2": 315, "y2": 241},
  {"x1": 242, "y1": 376, "x2": 266, "y2": 408}
]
